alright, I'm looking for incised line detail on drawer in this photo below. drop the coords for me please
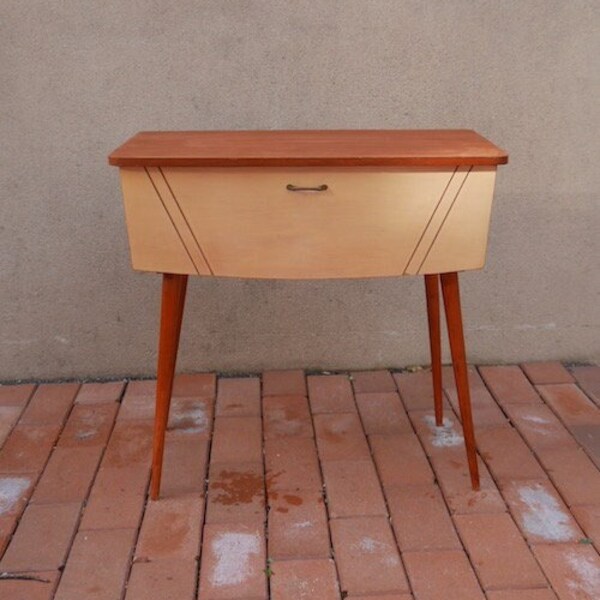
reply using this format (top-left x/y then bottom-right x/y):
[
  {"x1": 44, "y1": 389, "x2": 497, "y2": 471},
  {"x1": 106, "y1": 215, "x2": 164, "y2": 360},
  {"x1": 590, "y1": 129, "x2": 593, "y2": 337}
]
[
  {"x1": 404, "y1": 166, "x2": 472, "y2": 275},
  {"x1": 145, "y1": 167, "x2": 214, "y2": 275}
]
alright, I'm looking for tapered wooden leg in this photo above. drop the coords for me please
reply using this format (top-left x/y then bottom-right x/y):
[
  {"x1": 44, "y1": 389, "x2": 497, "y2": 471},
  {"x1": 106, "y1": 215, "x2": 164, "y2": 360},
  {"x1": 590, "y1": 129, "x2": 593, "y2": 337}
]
[
  {"x1": 440, "y1": 272, "x2": 480, "y2": 490},
  {"x1": 425, "y1": 274, "x2": 443, "y2": 426},
  {"x1": 150, "y1": 273, "x2": 188, "y2": 500}
]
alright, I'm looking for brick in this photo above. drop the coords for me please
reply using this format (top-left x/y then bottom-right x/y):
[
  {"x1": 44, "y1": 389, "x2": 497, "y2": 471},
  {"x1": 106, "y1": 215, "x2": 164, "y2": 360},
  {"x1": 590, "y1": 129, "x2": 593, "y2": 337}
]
[
  {"x1": 442, "y1": 367, "x2": 510, "y2": 428},
  {"x1": 117, "y1": 393, "x2": 154, "y2": 420},
  {"x1": 160, "y1": 432, "x2": 209, "y2": 498},
  {"x1": 262, "y1": 369, "x2": 306, "y2": 396},
  {"x1": 355, "y1": 392, "x2": 411, "y2": 435},
  {"x1": 410, "y1": 410, "x2": 466, "y2": 457},
  {"x1": 0, "y1": 405, "x2": 22, "y2": 446},
  {"x1": 429, "y1": 450, "x2": 506, "y2": 515},
  {"x1": 0, "y1": 515, "x2": 13, "y2": 555},
  {"x1": 0, "y1": 383, "x2": 35, "y2": 407},
  {"x1": 541, "y1": 447, "x2": 600, "y2": 506},
  {"x1": 54, "y1": 528, "x2": 136, "y2": 600},
  {"x1": 322, "y1": 461, "x2": 386, "y2": 518},
  {"x1": 387, "y1": 485, "x2": 460, "y2": 551},
  {"x1": 571, "y1": 424, "x2": 600, "y2": 468},
  {"x1": 80, "y1": 466, "x2": 149, "y2": 530},
  {"x1": 126, "y1": 558, "x2": 197, "y2": 600},
  {"x1": 454, "y1": 512, "x2": 546, "y2": 589},
  {"x1": 479, "y1": 365, "x2": 541, "y2": 405},
  {"x1": 314, "y1": 413, "x2": 370, "y2": 461},
  {"x1": 125, "y1": 379, "x2": 156, "y2": 396},
  {"x1": 76, "y1": 381, "x2": 125, "y2": 404},
  {"x1": 307, "y1": 374, "x2": 355, "y2": 414},
  {"x1": 263, "y1": 395, "x2": 313, "y2": 438},
  {"x1": 442, "y1": 365, "x2": 497, "y2": 409},
  {"x1": 533, "y1": 544, "x2": 600, "y2": 599},
  {"x1": 394, "y1": 370, "x2": 444, "y2": 411},
  {"x1": 211, "y1": 417, "x2": 262, "y2": 464},
  {"x1": 0, "y1": 570, "x2": 59, "y2": 600},
  {"x1": 501, "y1": 479, "x2": 582, "y2": 543},
  {"x1": 572, "y1": 365, "x2": 600, "y2": 406},
  {"x1": 19, "y1": 383, "x2": 79, "y2": 425},
  {"x1": 216, "y1": 377, "x2": 261, "y2": 417},
  {"x1": 57, "y1": 403, "x2": 118, "y2": 447},
  {"x1": 521, "y1": 362, "x2": 574, "y2": 384},
  {"x1": 486, "y1": 590, "x2": 557, "y2": 600},
  {"x1": 502, "y1": 403, "x2": 578, "y2": 452},
  {"x1": 103, "y1": 419, "x2": 153, "y2": 468},
  {"x1": 206, "y1": 462, "x2": 265, "y2": 524},
  {"x1": 265, "y1": 437, "x2": 322, "y2": 494},
  {"x1": 0, "y1": 502, "x2": 81, "y2": 571},
  {"x1": 0, "y1": 425, "x2": 60, "y2": 473},
  {"x1": 172, "y1": 372, "x2": 216, "y2": 397},
  {"x1": 136, "y1": 495, "x2": 203, "y2": 560},
  {"x1": 270, "y1": 558, "x2": 339, "y2": 600},
  {"x1": 0, "y1": 474, "x2": 35, "y2": 518},
  {"x1": 370, "y1": 433, "x2": 434, "y2": 489},
  {"x1": 199, "y1": 522, "x2": 266, "y2": 599},
  {"x1": 351, "y1": 370, "x2": 396, "y2": 393},
  {"x1": 477, "y1": 426, "x2": 546, "y2": 483},
  {"x1": 538, "y1": 383, "x2": 600, "y2": 428},
  {"x1": 31, "y1": 446, "x2": 103, "y2": 504},
  {"x1": 347, "y1": 595, "x2": 412, "y2": 600},
  {"x1": 571, "y1": 505, "x2": 600, "y2": 545},
  {"x1": 331, "y1": 516, "x2": 408, "y2": 595},
  {"x1": 268, "y1": 489, "x2": 329, "y2": 559},
  {"x1": 404, "y1": 550, "x2": 485, "y2": 600},
  {"x1": 168, "y1": 396, "x2": 213, "y2": 435}
]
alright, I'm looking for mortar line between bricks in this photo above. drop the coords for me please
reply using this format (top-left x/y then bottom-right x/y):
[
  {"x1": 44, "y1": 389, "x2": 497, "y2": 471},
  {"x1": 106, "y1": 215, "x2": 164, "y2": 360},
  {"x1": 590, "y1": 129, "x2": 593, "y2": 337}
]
[
  {"x1": 49, "y1": 381, "x2": 129, "y2": 600},
  {"x1": 0, "y1": 383, "x2": 81, "y2": 573},
  {"x1": 306, "y1": 375, "x2": 347, "y2": 598},
  {"x1": 393, "y1": 375, "x2": 487, "y2": 597},
  {"x1": 350, "y1": 374, "x2": 416, "y2": 599},
  {"x1": 260, "y1": 374, "x2": 272, "y2": 600},
  {"x1": 0, "y1": 384, "x2": 37, "y2": 454},
  {"x1": 193, "y1": 380, "x2": 218, "y2": 599},
  {"x1": 473, "y1": 365, "x2": 576, "y2": 593},
  {"x1": 116, "y1": 388, "x2": 155, "y2": 600}
]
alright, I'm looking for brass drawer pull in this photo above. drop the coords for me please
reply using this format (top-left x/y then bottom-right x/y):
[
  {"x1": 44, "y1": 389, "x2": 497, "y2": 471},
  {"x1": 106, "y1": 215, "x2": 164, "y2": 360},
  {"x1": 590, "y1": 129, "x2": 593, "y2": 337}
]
[{"x1": 286, "y1": 184, "x2": 328, "y2": 192}]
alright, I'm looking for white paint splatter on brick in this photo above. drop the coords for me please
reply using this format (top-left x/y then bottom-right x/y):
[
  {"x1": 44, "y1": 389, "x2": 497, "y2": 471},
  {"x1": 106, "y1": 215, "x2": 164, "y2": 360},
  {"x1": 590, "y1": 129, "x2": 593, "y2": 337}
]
[
  {"x1": 424, "y1": 415, "x2": 464, "y2": 447},
  {"x1": 0, "y1": 477, "x2": 30, "y2": 515},
  {"x1": 518, "y1": 484, "x2": 577, "y2": 542},
  {"x1": 359, "y1": 536, "x2": 386, "y2": 553},
  {"x1": 170, "y1": 402, "x2": 208, "y2": 434},
  {"x1": 566, "y1": 550, "x2": 600, "y2": 597},
  {"x1": 521, "y1": 414, "x2": 551, "y2": 425},
  {"x1": 211, "y1": 532, "x2": 260, "y2": 587},
  {"x1": 293, "y1": 520, "x2": 312, "y2": 529}
]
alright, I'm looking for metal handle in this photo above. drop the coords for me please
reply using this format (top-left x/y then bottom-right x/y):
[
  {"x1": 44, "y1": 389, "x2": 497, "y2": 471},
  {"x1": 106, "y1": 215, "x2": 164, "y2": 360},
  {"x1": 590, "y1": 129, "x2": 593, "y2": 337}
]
[{"x1": 286, "y1": 184, "x2": 328, "y2": 192}]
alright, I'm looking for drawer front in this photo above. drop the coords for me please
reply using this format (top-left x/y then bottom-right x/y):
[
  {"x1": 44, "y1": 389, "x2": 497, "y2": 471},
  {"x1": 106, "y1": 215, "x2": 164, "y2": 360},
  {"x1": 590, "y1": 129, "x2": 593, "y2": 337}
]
[{"x1": 119, "y1": 166, "x2": 497, "y2": 278}]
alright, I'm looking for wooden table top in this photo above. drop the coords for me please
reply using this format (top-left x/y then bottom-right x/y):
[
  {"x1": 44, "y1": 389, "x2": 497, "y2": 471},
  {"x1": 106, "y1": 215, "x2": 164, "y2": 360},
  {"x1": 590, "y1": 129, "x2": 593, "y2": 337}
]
[{"x1": 108, "y1": 130, "x2": 508, "y2": 168}]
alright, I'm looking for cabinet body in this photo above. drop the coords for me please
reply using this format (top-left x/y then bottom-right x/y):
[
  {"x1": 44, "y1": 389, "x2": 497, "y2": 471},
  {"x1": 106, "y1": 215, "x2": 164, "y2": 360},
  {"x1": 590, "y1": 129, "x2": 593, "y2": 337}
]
[{"x1": 119, "y1": 165, "x2": 497, "y2": 278}]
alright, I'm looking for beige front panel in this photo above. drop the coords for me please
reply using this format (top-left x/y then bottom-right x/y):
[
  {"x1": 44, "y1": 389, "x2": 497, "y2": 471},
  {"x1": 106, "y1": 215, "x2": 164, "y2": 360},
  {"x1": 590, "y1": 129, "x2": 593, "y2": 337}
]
[{"x1": 120, "y1": 167, "x2": 496, "y2": 278}]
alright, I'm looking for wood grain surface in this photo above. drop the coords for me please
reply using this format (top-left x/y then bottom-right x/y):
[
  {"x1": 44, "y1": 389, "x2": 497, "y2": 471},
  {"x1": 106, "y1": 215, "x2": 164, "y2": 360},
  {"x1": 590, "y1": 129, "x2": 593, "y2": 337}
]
[{"x1": 109, "y1": 130, "x2": 508, "y2": 168}]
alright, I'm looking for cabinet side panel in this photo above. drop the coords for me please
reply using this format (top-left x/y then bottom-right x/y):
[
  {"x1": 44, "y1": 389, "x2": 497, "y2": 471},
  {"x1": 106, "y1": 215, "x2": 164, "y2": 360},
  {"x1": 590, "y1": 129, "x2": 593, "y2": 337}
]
[
  {"x1": 418, "y1": 167, "x2": 497, "y2": 275},
  {"x1": 119, "y1": 168, "x2": 197, "y2": 274}
]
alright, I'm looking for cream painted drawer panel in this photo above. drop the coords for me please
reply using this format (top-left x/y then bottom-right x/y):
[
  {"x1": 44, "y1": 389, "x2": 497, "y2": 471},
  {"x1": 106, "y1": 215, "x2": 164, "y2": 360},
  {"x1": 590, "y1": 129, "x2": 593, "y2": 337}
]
[{"x1": 119, "y1": 166, "x2": 496, "y2": 278}]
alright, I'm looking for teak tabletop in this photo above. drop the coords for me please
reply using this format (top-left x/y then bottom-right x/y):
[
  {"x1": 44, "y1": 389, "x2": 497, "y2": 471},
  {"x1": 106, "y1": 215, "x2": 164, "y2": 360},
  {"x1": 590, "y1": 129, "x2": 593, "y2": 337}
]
[
  {"x1": 108, "y1": 129, "x2": 508, "y2": 168},
  {"x1": 109, "y1": 129, "x2": 508, "y2": 499}
]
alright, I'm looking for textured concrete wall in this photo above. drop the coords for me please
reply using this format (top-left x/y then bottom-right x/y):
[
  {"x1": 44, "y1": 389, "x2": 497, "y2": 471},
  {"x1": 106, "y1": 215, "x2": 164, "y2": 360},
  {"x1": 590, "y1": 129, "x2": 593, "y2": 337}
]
[{"x1": 1, "y1": 1, "x2": 599, "y2": 380}]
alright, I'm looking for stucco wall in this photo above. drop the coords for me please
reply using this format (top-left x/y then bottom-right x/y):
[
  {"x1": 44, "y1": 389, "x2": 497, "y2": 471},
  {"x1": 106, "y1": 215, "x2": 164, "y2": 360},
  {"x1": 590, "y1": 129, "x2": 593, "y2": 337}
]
[{"x1": 1, "y1": 1, "x2": 599, "y2": 380}]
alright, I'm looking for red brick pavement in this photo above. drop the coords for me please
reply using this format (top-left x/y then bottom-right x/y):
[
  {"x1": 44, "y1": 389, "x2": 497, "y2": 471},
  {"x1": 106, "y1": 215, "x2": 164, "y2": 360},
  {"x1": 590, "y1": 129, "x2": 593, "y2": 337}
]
[{"x1": 0, "y1": 363, "x2": 599, "y2": 599}]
